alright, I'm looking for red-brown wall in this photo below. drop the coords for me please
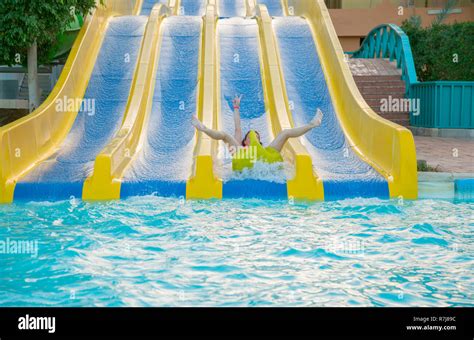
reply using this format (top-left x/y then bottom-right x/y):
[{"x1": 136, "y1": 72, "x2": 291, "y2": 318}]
[{"x1": 328, "y1": 0, "x2": 474, "y2": 51}]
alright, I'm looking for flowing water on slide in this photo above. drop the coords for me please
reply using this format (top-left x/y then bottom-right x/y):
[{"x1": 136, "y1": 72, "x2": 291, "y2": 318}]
[
  {"x1": 14, "y1": 16, "x2": 148, "y2": 201},
  {"x1": 179, "y1": 0, "x2": 207, "y2": 16},
  {"x1": 140, "y1": 0, "x2": 168, "y2": 16},
  {"x1": 217, "y1": 18, "x2": 289, "y2": 199},
  {"x1": 219, "y1": 0, "x2": 247, "y2": 17},
  {"x1": 122, "y1": 17, "x2": 202, "y2": 198},
  {"x1": 257, "y1": 0, "x2": 284, "y2": 16},
  {"x1": 273, "y1": 17, "x2": 389, "y2": 200}
]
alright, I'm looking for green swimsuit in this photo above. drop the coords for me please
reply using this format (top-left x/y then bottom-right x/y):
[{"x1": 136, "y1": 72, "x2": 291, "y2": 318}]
[{"x1": 232, "y1": 130, "x2": 283, "y2": 171}]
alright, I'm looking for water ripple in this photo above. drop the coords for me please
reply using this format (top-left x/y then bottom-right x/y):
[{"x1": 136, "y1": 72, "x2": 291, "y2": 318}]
[{"x1": 0, "y1": 197, "x2": 472, "y2": 306}]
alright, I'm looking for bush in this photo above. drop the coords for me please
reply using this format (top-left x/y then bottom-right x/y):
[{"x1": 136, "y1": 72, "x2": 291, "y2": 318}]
[{"x1": 401, "y1": 20, "x2": 474, "y2": 81}]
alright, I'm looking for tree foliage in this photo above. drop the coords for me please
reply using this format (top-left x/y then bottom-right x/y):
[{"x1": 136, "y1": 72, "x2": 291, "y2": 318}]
[
  {"x1": 0, "y1": 0, "x2": 100, "y2": 66},
  {"x1": 402, "y1": 20, "x2": 474, "y2": 81}
]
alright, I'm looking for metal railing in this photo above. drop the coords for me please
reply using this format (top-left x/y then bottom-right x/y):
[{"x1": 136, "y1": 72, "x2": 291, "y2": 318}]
[
  {"x1": 347, "y1": 23, "x2": 473, "y2": 129},
  {"x1": 347, "y1": 23, "x2": 418, "y2": 95}
]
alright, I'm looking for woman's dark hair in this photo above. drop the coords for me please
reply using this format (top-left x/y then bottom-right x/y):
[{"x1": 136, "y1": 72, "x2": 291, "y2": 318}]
[{"x1": 242, "y1": 130, "x2": 261, "y2": 146}]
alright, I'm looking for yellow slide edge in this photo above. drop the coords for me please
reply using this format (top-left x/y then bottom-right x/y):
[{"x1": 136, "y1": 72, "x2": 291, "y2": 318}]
[
  {"x1": 186, "y1": 4, "x2": 223, "y2": 200},
  {"x1": 0, "y1": 0, "x2": 143, "y2": 204},
  {"x1": 290, "y1": 0, "x2": 418, "y2": 199},
  {"x1": 280, "y1": 0, "x2": 290, "y2": 16},
  {"x1": 256, "y1": 4, "x2": 324, "y2": 201},
  {"x1": 246, "y1": 0, "x2": 256, "y2": 16},
  {"x1": 168, "y1": 0, "x2": 180, "y2": 15},
  {"x1": 83, "y1": 4, "x2": 170, "y2": 201}
]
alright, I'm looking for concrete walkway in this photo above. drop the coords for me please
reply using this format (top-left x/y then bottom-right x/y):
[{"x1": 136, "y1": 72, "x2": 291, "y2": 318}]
[
  {"x1": 347, "y1": 58, "x2": 402, "y2": 76},
  {"x1": 415, "y1": 136, "x2": 474, "y2": 173}
]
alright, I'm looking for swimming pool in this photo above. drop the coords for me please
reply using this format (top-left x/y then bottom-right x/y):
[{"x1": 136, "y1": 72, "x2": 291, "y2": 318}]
[{"x1": 0, "y1": 196, "x2": 472, "y2": 307}]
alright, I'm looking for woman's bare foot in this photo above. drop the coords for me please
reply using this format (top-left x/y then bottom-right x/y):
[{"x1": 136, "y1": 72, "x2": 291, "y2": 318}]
[
  {"x1": 310, "y1": 109, "x2": 323, "y2": 128},
  {"x1": 192, "y1": 116, "x2": 207, "y2": 131}
]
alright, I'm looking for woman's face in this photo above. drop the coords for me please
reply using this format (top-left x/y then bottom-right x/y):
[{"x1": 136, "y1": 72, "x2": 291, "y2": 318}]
[
  {"x1": 243, "y1": 132, "x2": 261, "y2": 147},
  {"x1": 243, "y1": 134, "x2": 251, "y2": 147}
]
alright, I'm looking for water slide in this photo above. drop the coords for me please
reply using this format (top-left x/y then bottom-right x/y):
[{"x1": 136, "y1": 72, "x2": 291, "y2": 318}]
[
  {"x1": 0, "y1": 0, "x2": 146, "y2": 203},
  {"x1": 120, "y1": 16, "x2": 202, "y2": 198},
  {"x1": 85, "y1": 1, "x2": 212, "y2": 201},
  {"x1": 14, "y1": 16, "x2": 147, "y2": 201},
  {"x1": 206, "y1": 0, "x2": 416, "y2": 200},
  {"x1": 0, "y1": 0, "x2": 417, "y2": 203},
  {"x1": 282, "y1": 0, "x2": 417, "y2": 199},
  {"x1": 273, "y1": 17, "x2": 389, "y2": 200},
  {"x1": 217, "y1": 18, "x2": 287, "y2": 198}
]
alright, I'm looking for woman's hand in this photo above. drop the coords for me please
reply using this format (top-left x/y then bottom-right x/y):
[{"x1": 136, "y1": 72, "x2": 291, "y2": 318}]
[
  {"x1": 310, "y1": 108, "x2": 324, "y2": 127},
  {"x1": 233, "y1": 95, "x2": 243, "y2": 110}
]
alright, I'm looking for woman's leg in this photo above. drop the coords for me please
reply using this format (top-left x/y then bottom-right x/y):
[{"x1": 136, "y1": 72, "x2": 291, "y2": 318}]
[
  {"x1": 192, "y1": 116, "x2": 240, "y2": 148},
  {"x1": 268, "y1": 109, "x2": 323, "y2": 152}
]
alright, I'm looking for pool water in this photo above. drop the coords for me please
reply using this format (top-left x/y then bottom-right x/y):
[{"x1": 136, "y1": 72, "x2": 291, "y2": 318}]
[{"x1": 0, "y1": 196, "x2": 472, "y2": 307}]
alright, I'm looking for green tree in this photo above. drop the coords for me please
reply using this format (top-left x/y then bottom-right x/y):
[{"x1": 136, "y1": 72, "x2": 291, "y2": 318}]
[
  {"x1": 0, "y1": 0, "x2": 100, "y2": 111},
  {"x1": 402, "y1": 20, "x2": 474, "y2": 81}
]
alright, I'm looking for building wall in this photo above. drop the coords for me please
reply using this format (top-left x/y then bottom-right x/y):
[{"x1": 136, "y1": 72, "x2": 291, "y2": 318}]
[
  {"x1": 338, "y1": 37, "x2": 363, "y2": 51},
  {"x1": 327, "y1": 0, "x2": 474, "y2": 51}
]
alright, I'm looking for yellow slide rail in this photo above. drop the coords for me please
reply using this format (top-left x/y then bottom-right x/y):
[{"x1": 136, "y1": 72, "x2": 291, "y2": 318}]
[
  {"x1": 0, "y1": 0, "x2": 142, "y2": 203},
  {"x1": 256, "y1": 5, "x2": 323, "y2": 201},
  {"x1": 186, "y1": 4, "x2": 223, "y2": 199},
  {"x1": 246, "y1": 0, "x2": 256, "y2": 16},
  {"x1": 289, "y1": 0, "x2": 418, "y2": 199},
  {"x1": 280, "y1": 0, "x2": 290, "y2": 16},
  {"x1": 168, "y1": 0, "x2": 180, "y2": 15},
  {"x1": 83, "y1": 4, "x2": 170, "y2": 200}
]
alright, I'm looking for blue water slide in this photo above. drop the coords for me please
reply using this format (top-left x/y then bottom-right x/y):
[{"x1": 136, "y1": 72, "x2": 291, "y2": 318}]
[
  {"x1": 179, "y1": 0, "x2": 207, "y2": 16},
  {"x1": 219, "y1": 0, "x2": 247, "y2": 17},
  {"x1": 257, "y1": 0, "x2": 283, "y2": 16},
  {"x1": 140, "y1": 0, "x2": 168, "y2": 16},
  {"x1": 218, "y1": 18, "x2": 287, "y2": 199},
  {"x1": 121, "y1": 17, "x2": 202, "y2": 198},
  {"x1": 14, "y1": 16, "x2": 147, "y2": 201},
  {"x1": 273, "y1": 17, "x2": 389, "y2": 200}
]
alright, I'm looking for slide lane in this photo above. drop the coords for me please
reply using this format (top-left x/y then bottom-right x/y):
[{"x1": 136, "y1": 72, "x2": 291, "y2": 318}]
[
  {"x1": 273, "y1": 17, "x2": 389, "y2": 200},
  {"x1": 14, "y1": 16, "x2": 148, "y2": 201},
  {"x1": 219, "y1": 0, "x2": 247, "y2": 17},
  {"x1": 257, "y1": 0, "x2": 284, "y2": 16},
  {"x1": 218, "y1": 18, "x2": 287, "y2": 199},
  {"x1": 121, "y1": 16, "x2": 202, "y2": 198},
  {"x1": 82, "y1": 4, "x2": 169, "y2": 200},
  {"x1": 141, "y1": 0, "x2": 168, "y2": 15},
  {"x1": 179, "y1": 0, "x2": 207, "y2": 16}
]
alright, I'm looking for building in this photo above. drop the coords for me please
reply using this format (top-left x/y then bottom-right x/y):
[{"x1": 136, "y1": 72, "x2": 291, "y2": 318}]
[{"x1": 325, "y1": 0, "x2": 474, "y2": 51}]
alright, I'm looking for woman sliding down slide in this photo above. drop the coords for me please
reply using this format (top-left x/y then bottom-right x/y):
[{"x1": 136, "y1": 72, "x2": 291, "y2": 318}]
[{"x1": 192, "y1": 95, "x2": 323, "y2": 170}]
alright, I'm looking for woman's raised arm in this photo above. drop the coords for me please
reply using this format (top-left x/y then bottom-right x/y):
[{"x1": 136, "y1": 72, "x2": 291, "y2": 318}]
[{"x1": 232, "y1": 95, "x2": 243, "y2": 144}]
